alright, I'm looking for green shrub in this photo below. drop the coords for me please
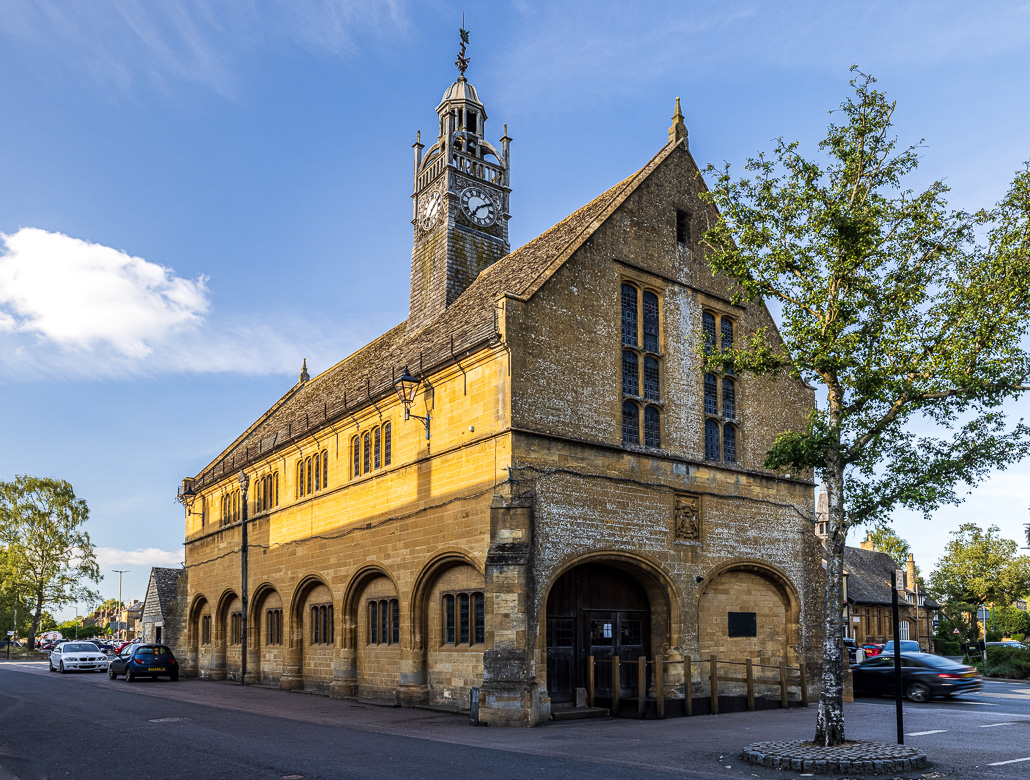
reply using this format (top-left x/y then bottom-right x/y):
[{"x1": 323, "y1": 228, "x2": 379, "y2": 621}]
[
  {"x1": 940, "y1": 641, "x2": 961, "y2": 655},
  {"x1": 982, "y1": 646, "x2": 1030, "y2": 679},
  {"x1": 986, "y1": 629, "x2": 1003, "y2": 642}
]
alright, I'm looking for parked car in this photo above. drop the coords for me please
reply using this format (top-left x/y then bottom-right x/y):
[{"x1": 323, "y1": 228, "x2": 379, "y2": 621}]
[
  {"x1": 842, "y1": 637, "x2": 858, "y2": 663},
  {"x1": 986, "y1": 641, "x2": 1029, "y2": 651},
  {"x1": 115, "y1": 638, "x2": 142, "y2": 654},
  {"x1": 108, "y1": 644, "x2": 179, "y2": 682},
  {"x1": 851, "y1": 652, "x2": 982, "y2": 702},
  {"x1": 861, "y1": 644, "x2": 883, "y2": 657},
  {"x1": 0, "y1": 640, "x2": 22, "y2": 649},
  {"x1": 881, "y1": 640, "x2": 920, "y2": 655},
  {"x1": 93, "y1": 642, "x2": 117, "y2": 655},
  {"x1": 48, "y1": 641, "x2": 108, "y2": 673}
]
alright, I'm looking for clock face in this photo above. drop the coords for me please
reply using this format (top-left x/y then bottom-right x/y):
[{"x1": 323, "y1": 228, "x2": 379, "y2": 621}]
[
  {"x1": 460, "y1": 187, "x2": 497, "y2": 227},
  {"x1": 420, "y1": 191, "x2": 442, "y2": 229}
]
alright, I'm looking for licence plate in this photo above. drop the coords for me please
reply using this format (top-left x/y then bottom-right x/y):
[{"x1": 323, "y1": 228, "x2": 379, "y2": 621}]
[{"x1": 148, "y1": 667, "x2": 166, "y2": 672}]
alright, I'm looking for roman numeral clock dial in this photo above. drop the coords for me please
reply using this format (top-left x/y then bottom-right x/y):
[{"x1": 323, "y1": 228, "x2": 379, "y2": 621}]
[{"x1": 460, "y1": 187, "x2": 497, "y2": 227}]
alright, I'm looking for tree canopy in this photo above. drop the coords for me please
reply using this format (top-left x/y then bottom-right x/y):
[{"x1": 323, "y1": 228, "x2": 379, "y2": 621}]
[
  {"x1": 699, "y1": 68, "x2": 1030, "y2": 746},
  {"x1": 927, "y1": 523, "x2": 1030, "y2": 611},
  {"x1": 0, "y1": 475, "x2": 100, "y2": 647},
  {"x1": 863, "y1": 526, "x2": 911, "y2": 569}
]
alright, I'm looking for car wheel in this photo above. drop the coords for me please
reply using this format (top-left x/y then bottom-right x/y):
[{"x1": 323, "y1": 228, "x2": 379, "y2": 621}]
[
  {"x1": 59, "y1": 661, "x2": 66, "y2": 674},
  {"x1": 48, "y1": 659, "x2": 55, "y2": 672},
  {"x1": 170, "y1": 671, "x2": 179, "y2": 682},
  {"x1": 906, "y1": 683, "x2": 930, "y2": 703},
  {"x1": 125, "y1": 667, "x2": 135, "y2": 682},
  {"x1": 108, "y1": 667, "x2": 117, "y2": 680}
]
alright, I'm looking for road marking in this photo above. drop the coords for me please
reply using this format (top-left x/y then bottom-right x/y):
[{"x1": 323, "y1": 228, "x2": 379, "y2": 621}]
[
  {"x1": 979, "y1": 722, "x2": 1018, "y2": 728},
  {"x1": 950, "y1": 700, "x2": 998, "y2": 706},
  {"x1": 905, "y1": 730, "x2": 947, "y2": 736},
  {"x1": 988, "y1": 757, "x2": 1030, "y2": 767},
  {"x1": 980, "y1": 692, "x2": 1030, "y2": 699}
]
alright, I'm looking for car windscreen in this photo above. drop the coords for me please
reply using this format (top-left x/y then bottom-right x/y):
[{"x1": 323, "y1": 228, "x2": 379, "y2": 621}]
[
  {"x1": 135, "y1": 646, "x2": 172, "y2": 656},
  {"x1": 63, "y1": 643, "x2": 99, "y2": 652}
]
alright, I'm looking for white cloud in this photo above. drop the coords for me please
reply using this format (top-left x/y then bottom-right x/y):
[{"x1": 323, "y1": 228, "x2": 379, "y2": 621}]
[
  {"x1": 94, "y1": 546, "x2": 182, "y2": 569},
  {"x1": 0, "y1": 228, "x2": 209, "y2": 358},
  {"x1": 0, "y1": 227, "x2": 367, "y2": 381},
  {"x1": 0, "y1": 0, "x2": 410, "y2": 96}
]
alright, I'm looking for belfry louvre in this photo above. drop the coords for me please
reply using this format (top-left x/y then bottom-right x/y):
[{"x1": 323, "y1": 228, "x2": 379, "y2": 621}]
[{"x1": 175, "y1": 50, "x2": 824, "y2": 726}]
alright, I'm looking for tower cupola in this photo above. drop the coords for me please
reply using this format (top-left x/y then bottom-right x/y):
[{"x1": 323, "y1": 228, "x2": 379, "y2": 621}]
[{"x1": 408, "y1": 26, "x2": 512, "y2": 333}]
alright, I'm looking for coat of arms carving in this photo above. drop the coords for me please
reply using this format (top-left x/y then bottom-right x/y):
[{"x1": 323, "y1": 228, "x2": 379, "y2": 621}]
[{"x1": 674, "y1": 493, "x2": 701, "y2": 542}]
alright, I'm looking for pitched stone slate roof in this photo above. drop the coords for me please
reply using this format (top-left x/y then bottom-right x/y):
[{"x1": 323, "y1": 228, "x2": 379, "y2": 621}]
[
  {"x1": 844, "y1": 546, "x2": 939, "y2": 609},
  {"x1": 143, "y1": 567, "x2": 183, "y2": 619},
  {"x1": 193, "y1": 139, "x2": 682, "y2": 489}
]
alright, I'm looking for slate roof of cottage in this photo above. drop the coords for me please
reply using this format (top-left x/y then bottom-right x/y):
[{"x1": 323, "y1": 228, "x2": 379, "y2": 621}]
[
  {"x1": 844, "y1": 546, "x2": 940, "y2": 609},
  {"x1": 144, "y1": 567, "x2": 183, "y2": 618},
  {"x1": 193, "y1": 139, "x2": 683, "y2": 488}
]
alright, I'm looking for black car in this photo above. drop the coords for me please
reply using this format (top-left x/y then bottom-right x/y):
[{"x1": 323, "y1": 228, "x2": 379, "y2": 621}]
[
  {"x1": 107, "y1": 643, "x2": 179, "y2": 681},
  {"x1": 851, "y1": 652, "x2": 981, "y2": 702}
]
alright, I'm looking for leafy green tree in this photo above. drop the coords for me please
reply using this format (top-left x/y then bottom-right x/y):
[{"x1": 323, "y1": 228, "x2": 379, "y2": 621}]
[
  {"x1": 928, "y1": 523, "x2": 1030, "y2": 632},
  {"x1": 865, "y1": 526, "x2": 911, "y2": 568},
  {"x1": 0, "y1": 476, "x2": 100, "y2": 648},
  {"x1": 991, "y1": 604, "x2": 1030, "y2": 639},
  {"x1": 699, "y1": 70, "x2": 1030, "y2": 745}
]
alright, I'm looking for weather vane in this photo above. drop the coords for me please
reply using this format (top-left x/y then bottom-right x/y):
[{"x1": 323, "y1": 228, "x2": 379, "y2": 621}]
[{"x1": 455, "y1": 18, "x2": 470, "y2": 77}]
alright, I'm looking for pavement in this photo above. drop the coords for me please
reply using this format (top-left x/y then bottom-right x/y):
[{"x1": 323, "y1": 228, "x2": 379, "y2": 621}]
[{"x1": 3, "y1": 659, "x2": 1030, "y2": 779}]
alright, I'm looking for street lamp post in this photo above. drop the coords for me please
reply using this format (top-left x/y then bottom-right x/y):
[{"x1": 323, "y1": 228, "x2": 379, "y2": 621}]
[
  {"x1": 113, "y1": 569, "x2": 128, "y2": 640},
  {"x1": 239, "y1": 470, "x2": 250, "y2": 687}
]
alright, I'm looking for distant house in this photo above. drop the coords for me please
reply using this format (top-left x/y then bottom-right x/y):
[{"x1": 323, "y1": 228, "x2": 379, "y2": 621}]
[
  {"x1": 814, "y1": 492, "x2": 939, "y2": 651},
  {"x1": 141, "y1": 567, "x2": 184, "y2": 646}
]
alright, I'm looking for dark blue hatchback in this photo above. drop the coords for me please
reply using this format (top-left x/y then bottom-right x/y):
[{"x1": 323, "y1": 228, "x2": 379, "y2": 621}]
[{"x1": 108, "y1": 644, "x2": 179, "y2": 682}]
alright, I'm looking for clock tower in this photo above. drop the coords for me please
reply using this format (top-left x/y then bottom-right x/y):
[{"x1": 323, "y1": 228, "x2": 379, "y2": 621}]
[{"x1": 408, "y1": 29, "x2": 511, "y2": 333}]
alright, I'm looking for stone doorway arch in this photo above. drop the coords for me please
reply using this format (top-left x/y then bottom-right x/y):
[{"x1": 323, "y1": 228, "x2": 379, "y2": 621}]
[{"x1": 543, "y1": 557, "x2": 675, "y2": 705}]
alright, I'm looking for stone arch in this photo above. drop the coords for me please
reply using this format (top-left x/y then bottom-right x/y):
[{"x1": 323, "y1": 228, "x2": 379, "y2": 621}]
[
  {"x1": 212, "y1": 588, "x2": 240, "y2": 681},
  {"x1": 284, "y1": 573, "x2": 335, "y2": 694},
  {"x1": 406, "y1": 549, "x2": 484, "y2": 707},
  {"x1": 186, "y1": 593, "x2": 210, "y2": 678},
  {"x1": 250, "y1": 581, "x2": 284, "y2": 686},
  {"x1": 696, "y1": 559, "x2": 801, "y2": 667},
  {"x1": 538, "y1": 551, "x2": 679, "y2": 706},
  {"x1": 343, "y1": 564, "x2": 401, "y2": 700}
]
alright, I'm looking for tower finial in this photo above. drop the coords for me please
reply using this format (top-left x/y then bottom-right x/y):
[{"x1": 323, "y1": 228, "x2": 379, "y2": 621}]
[
  {"x1": 455, "y1": 18, "x2": 470, "y2": 77},
  {"x1": 668, "y1": 96, "x2": 688, "y2": 147},
  {"x1": 299, "y1": 358, "x2": 309, "y2": 383}
]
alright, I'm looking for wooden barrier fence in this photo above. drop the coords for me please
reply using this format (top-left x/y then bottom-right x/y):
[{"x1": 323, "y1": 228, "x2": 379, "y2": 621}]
[{"x1": 586, "y1": 654, "x2": 808, "y2": 718}]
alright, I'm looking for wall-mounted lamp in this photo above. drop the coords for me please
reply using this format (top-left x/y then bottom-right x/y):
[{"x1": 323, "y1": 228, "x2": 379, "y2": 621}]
[
  {"x1": 394, "y1": 365, "x2": 431, "y2": 439},
  {"x1": 177, "y1": 477, "x2": 198, "y2": 514}
]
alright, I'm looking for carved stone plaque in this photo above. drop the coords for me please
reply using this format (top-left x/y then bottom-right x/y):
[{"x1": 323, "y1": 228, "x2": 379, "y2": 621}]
[{"x1": 674, "y1": 492, "x2": 701, "y2": 542}]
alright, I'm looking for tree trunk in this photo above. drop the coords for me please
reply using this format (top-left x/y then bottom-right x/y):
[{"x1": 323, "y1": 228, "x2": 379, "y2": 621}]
[
  {"x1": 28, "y1": 590, "x2": 44, "y2": 649},
  {"x1": 814, "y1": 440, "x2": 847, "y2": 746}
]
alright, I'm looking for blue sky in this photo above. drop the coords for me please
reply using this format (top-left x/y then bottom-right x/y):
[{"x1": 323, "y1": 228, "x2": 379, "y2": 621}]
[{"x1": 1, "y1": 1, "x2": 1028, "y2": 618}]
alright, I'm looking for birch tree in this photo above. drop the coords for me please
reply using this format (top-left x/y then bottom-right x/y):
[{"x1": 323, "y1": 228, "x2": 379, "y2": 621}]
[
  {"x1": 699, "y1": 69, "x2": 1030, "y2": 746},
  {"x1": 0, "y1": 475, "x2": 100, "y2": 648}
]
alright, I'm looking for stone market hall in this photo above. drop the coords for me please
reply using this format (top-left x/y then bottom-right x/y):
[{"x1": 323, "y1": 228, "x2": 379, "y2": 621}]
[{"x1": 175, "y1": 41, "x2": 824, "y2": 726}]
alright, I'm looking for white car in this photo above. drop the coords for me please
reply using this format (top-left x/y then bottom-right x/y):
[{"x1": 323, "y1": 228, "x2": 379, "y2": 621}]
[{"x1": 49, "y1": 641, "x2": 108, "y2": 673}]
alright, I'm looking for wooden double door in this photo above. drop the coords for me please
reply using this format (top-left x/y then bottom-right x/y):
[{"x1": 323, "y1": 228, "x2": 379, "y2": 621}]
[{"x1": 546, "y1": 563, "x2": 651, "y2": 704}]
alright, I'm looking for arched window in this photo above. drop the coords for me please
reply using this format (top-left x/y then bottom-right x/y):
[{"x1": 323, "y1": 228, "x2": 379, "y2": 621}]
[
  {"x1": 642, "y1": 291, "x2": 659, "y2": 352},
  {"x1": 459, "y1": 594, "x2": 470, "y2": 644},
  {"x1": 363, "y1": 432, "x2": 371, "y2": 473},
  {"x1": 322, "y1": 451, "x2": 329, "y2": 489},
  {"x1": 473, "y1": 593, "x2": 485, "y2": 644},
  {"x1": 705, "y1": 418, "x2": 720, "y2": 460},
  {"x1": 644, "y1": 406, "x2": 661, "y2": 448},
  {"x1": 297, "y1": 460, "x2": 305, "y2": 497},
  {"x1": 369, "y1": 601, "x2": 378, "y2": 644},
  {"x1": 352, "y1": 436, "x2": 360, "y2": 478},
  {"x1": 311, "y1": 606, "x2": 319, "y2": 644},
  {"x1": 704, "y1": 374, "x2": 718, "y2": 415},
  {"x1": 702, "y1": 311, "x2": 717, "y2": 353},
  {"x1": 621, "y1": 401, "x2": 639, "y2": 445},
  {"x1": 374, "y1": 427, "x2": 381, "y2": 470},
  {"x1": 311, "y1": 455, "x2": 318, "y2": 495},
  {"x1": 643, "y1": 356, "x2": 660, "y2": 401},
  {"x1": 622, "y1": 350, "x2": 638, "y2": 396},
  {"x1": 722, "y1": 378, "x2": 736, "y2": 419},
  {"x1": 383, "y1": 423, "x2": 392, "y2": 466},
  {"x1": 723, "y1": 423, "x2": 737, "y2": 462},
  {"x1": 444, "y1": 594, "x2": 455, "y2": 644},
  {"x1": 621, "y1": 283, "x2": 638, "y2": 347},
  {"x1": 391, "y1": 599, "x2": 400, "y2": 644},
  {"x1": 721, "y1": 317, "x2": 735, "y2": 375}
]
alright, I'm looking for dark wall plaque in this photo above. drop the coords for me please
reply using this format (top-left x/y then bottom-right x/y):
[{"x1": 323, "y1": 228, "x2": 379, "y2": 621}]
[{"x1": 728, "y1": 611, "x2": 757, "y2": 637}]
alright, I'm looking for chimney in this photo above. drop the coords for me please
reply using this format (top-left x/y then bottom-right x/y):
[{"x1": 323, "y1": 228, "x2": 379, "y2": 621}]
[
  {"x1": 860, "y1": 534, "x2": 875, "y2": 551},
  {"x1": 907, "y1": 553, "x2": 917, "y2": 591}
]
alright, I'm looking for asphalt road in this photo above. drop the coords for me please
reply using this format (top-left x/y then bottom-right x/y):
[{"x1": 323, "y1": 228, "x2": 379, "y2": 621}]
[{"x1": 3, "y1": 659, "x2": 1030, "y2": 779}]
